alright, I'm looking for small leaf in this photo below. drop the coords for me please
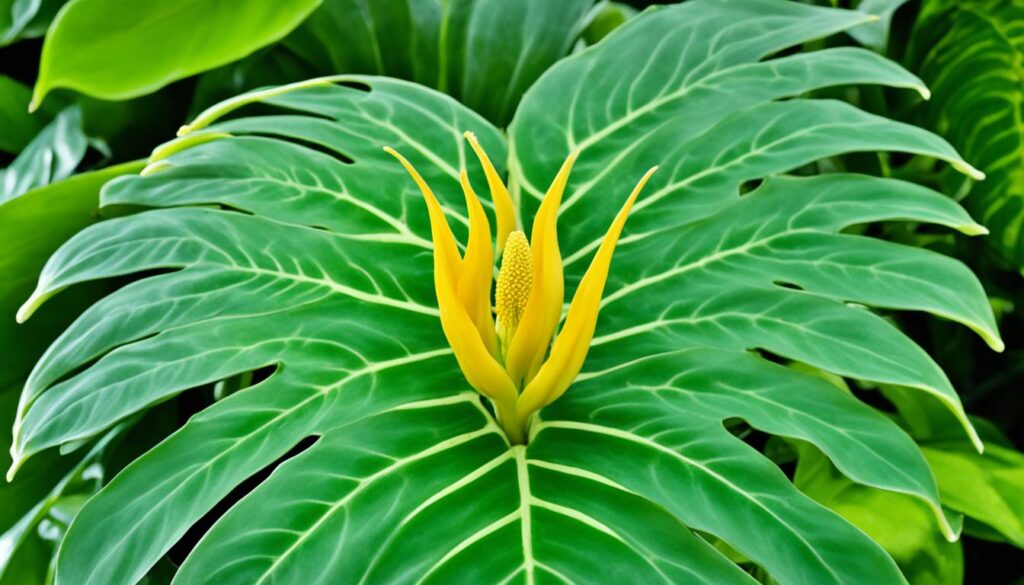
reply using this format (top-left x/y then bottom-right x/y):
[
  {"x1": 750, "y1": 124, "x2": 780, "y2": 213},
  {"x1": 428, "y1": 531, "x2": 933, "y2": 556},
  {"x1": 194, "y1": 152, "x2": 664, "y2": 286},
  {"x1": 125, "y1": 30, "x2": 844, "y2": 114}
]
[{"x1": 0, "y1": 105, "x2": 88, "y2": 204}]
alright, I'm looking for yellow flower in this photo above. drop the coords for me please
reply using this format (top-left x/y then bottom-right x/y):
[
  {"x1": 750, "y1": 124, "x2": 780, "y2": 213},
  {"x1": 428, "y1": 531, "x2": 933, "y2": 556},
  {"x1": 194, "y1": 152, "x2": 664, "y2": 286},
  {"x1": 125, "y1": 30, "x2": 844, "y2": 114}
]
[{"x1": 386, "y1": 133, "x2": 656, "y2": 444}]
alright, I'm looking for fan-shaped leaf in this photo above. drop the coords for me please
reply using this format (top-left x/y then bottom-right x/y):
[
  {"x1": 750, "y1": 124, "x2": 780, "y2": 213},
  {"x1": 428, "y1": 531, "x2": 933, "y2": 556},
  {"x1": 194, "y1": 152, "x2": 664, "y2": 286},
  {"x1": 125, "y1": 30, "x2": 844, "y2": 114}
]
[{"x1": 11, "y1": 1, "x2": 1000, "y2": 583}]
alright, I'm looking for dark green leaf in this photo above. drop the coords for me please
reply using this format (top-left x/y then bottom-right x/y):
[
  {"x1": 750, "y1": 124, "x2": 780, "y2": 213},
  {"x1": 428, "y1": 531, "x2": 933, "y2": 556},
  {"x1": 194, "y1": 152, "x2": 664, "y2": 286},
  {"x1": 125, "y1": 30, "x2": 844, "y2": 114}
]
[{"x1": 907, "y1": 0, "x2": 1024, "y2": 270}]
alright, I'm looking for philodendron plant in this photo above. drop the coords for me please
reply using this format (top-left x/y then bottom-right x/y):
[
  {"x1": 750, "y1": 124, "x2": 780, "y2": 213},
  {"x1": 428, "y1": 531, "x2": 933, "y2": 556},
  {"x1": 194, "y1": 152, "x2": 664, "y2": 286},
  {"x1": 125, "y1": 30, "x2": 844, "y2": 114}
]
[{"x1": 8, "y1": 0, "x2": 1003, "y2": 583}]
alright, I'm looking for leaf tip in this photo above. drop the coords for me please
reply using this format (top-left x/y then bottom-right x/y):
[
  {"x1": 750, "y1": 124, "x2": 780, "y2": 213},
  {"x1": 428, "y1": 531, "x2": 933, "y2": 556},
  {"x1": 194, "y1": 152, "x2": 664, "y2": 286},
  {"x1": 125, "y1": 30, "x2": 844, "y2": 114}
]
[
  {"x1": 954, "y1": 161, "x2": 985, "y2": 181},
  {"x1": 177, "y1": 124, "x2": 192, "y2": 137},
  {"x1": 917, "y1": 85, "x2": 931, "y2": 100},
  {"x1": 27, "y1": 87, "x2": 44, "y2": 113},
  {"x1": 938, "y1": 509, "x2": 964, "y2": 542},
  {"x1": 988, "y1": 336, "x2": 1005, "y2": 353},
  {"x1": 140, "y1": 160, "x2": 171, "y2": 176},
  {"x1": 17, "y1": 286, "x2": 49, "y2": 324},
  {"x1": 5, "y1": 456, "x2": 23, "y2": 482},
  {"x1": 960, "y1": 222, "x2": 988, "y2": 236},
  {"x1": 15, "y1": 300, "x2": 34, "y2": 324}
]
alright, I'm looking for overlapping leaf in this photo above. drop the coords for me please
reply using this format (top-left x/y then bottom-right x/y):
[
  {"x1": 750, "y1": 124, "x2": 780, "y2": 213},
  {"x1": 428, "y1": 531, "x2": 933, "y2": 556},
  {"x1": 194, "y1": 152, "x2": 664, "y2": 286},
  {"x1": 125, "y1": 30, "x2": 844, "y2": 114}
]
[
  {"x1": 194, "y1": 0, "x2": 596, "y2": 126},
  {"x1": 0, "y1": 105, "x2": 88, "y2": 204},
  {"x1": 10, "y1": 1, "x2": 1001, "y2": 583}
]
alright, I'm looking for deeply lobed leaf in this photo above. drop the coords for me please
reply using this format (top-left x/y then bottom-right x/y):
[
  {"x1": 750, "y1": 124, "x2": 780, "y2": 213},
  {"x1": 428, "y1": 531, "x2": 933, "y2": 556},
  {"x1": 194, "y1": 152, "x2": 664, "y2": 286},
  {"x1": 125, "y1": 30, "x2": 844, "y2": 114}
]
[{"x1": 10, "y1": 1, "x2": 1001, "y2": 583}]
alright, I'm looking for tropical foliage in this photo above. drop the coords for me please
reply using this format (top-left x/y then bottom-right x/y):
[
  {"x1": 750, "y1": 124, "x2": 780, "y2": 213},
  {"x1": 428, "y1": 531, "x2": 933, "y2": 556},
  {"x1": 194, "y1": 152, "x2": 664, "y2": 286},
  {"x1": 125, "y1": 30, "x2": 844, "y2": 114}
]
[{"x1": 2, "y1": 0, "x2": 1023, "y2": 583}]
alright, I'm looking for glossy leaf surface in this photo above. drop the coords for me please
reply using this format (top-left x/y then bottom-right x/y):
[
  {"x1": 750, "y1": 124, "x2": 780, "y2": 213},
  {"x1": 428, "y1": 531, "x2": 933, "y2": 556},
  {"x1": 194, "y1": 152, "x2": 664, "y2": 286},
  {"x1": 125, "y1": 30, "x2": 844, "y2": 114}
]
[
  {"x1": 12, "y1": 1, "x2": 1000, "y2": 583},
  {"x1": 31, "y1": 0, "x2": 322, "y2": 107}
]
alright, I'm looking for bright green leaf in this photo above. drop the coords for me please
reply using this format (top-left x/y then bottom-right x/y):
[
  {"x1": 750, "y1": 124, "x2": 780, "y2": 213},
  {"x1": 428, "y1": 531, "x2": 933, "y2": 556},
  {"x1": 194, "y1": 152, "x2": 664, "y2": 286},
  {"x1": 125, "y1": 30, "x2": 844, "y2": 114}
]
[
  {"x1": 580, "y1": 1, "x2": 637, "y2": 45},
  {"x1": 31, "y1": 0, "x2": 323, "y2": 108},
  {"x1": 924, "y1": 441, "x2": 1024, "y2": 548},
  {"x1": 796, "y1": 444, "x2": 964, "y2": 585}
]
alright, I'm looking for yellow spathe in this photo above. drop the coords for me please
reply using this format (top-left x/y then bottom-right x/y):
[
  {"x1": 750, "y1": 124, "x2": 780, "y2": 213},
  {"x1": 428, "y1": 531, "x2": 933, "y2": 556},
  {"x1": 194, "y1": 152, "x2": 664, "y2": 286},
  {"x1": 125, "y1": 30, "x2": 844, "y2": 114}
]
[{"x1": 386, "y1": 134, "x2": 656, "y2": 444}]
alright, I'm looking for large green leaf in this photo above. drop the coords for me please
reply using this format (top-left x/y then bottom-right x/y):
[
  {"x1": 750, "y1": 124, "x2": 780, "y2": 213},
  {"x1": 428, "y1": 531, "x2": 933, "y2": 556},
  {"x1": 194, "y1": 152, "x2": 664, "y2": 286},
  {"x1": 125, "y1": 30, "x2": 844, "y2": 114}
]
[
  {"x1": 10, "y1": 1, "x2": 1000, "y2": 583},
  {"x1": 286, "y1": 0, "x2": 595, "y2": 126},
  {"x1": 30, "y1": 0, "x2": 323, "y2": 108},
  {"x1": 906, "y1": 0, "x2": 1024, "y2": 271}
]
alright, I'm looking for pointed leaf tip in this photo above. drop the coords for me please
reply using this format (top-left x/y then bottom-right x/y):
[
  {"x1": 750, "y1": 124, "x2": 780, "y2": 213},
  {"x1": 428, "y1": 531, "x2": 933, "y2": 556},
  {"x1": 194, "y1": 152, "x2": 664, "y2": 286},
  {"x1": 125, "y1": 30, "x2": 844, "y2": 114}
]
[
  {"x1": 989, "y1": 336, "x2": 1005, "y2": 353},
  {"x1": 954, "y1": 162, "x2": 985, "y2": 181},
  {"x1": 6, "y1": 456, "x2": 23, "y2": 482},
  {"x1": 16, "y1": 292, "x2": 41, "y2": 324},
  {"x1": 27, "y1": 89, "x2": 42, "y2": 113},
  {"x1": 960, "y1": 223, "x2": 989, "y2": 236}
]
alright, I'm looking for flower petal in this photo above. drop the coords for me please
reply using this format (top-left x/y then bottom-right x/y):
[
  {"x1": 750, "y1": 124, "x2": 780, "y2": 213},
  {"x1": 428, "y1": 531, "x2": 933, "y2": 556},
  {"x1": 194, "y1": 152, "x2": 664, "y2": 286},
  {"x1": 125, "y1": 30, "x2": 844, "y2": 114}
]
[
  {"x1": 464, "y1": 131, "x2": 518, "y2": 253},
  {"x1": 386, "y1": 147, "x2": 517, "y2": 416},
  {"x1": 517, "y1": 167, "x2": 658, "y2": 416},
  {"x1": 457, "y1": 170, "x2": 499, "y2": 358},
  {"x1": 384, "y1": 147, "x2": 462, "y2": 283},
  {"x1": 503, "y1": 151, "x2": 577, "y2": 388}
]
